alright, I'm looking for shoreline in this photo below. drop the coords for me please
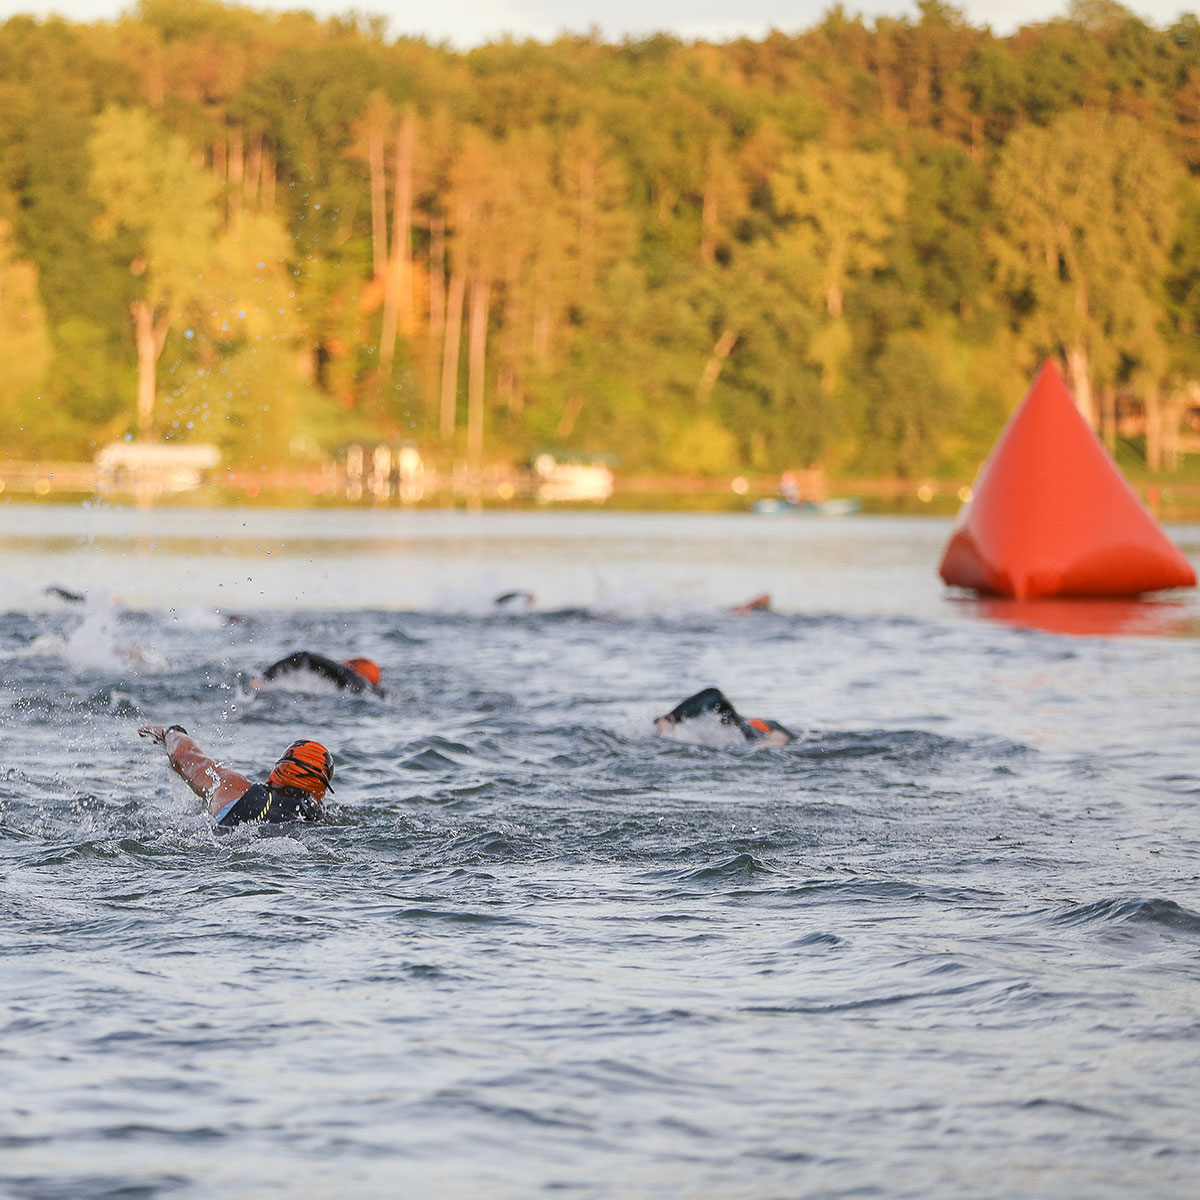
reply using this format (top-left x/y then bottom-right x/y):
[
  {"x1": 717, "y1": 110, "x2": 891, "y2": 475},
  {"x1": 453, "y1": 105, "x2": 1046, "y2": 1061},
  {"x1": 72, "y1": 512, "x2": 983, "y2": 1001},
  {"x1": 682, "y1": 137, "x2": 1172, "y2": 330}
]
[{"x1": 4, "y1": 462, "x2": 1200, "y2": 520}]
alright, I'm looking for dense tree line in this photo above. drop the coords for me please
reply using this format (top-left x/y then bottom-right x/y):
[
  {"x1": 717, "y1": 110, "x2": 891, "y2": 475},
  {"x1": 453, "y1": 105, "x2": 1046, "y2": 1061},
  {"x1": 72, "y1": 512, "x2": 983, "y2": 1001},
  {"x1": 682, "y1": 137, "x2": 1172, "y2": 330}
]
[{"x1": 3, "y1": 0, "x2": 1200, "y2": 479}]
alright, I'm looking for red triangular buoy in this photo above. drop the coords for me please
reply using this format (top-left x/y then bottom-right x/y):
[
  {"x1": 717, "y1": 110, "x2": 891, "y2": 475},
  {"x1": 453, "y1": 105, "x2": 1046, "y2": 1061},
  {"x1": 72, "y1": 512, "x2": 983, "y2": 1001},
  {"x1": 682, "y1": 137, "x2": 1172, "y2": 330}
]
[{"x1": 939, "y1": 359, "x2": 1196, "y2": 599}]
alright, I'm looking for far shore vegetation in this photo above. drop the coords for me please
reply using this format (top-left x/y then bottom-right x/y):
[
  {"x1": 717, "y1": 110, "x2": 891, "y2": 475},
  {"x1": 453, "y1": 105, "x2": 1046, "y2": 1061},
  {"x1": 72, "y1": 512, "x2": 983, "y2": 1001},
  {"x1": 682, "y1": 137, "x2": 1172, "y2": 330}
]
[{"x1": 5, "y1": 0, "x2": 1200, "y2": 500}]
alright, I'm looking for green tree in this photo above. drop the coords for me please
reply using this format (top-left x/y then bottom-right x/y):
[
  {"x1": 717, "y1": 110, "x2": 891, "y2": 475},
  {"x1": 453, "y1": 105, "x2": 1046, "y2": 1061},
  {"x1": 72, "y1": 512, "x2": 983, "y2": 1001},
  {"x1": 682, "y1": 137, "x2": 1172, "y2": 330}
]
[
  {"x1": 858, "y1": 326, "x2": 959, "y2": 477},
  {"x1": 88, "y1": 105, "x2": 220, "y2": 438},
  {"x1": 991, "y1": 110, "x2": 1182, "y2": 426},
  {"x1": 237, "y1": 38, "x2": 382, "y2": 397},
  {"x1": 704, "y1": 238, "x2": 831, "y2": 471},
  {"x1": 1164, "y1": 178, "x2": 1200, "y2": 381},
  {"x1": 771, "y1": 144, "x2": 906, "y2": 395},
  {"x1": 3, "y1": 3, "x2": 1199, "y2": 482},
  {"x1": 772, "y1": 145, "x2": 907, "y2": 321},
  {"x1": 160, "y1": 208, "x2": 341, "y2": 464},
  {"x1": 0, "y1": 218, "x2": 52, "y2": 438}
]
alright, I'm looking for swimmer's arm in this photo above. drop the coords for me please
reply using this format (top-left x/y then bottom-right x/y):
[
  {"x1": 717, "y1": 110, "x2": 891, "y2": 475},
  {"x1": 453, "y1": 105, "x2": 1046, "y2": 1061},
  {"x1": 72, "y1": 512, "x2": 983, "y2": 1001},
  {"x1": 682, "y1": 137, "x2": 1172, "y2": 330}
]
[
  {"x1": 260, "y1": 651, "x2": 308, "y2": 680},
  {"x1": 657, "y1": 688, "x2": 750, "y2": 733},
  {"x1": 261, "y1": 651, "x2": 333, "y2": 681},
  {"x1": 139, "y1": 725, "x2": 253, "y2": 814},
  {"x1": 259, "y1": 651, "x2": 354, "y2": 689}
]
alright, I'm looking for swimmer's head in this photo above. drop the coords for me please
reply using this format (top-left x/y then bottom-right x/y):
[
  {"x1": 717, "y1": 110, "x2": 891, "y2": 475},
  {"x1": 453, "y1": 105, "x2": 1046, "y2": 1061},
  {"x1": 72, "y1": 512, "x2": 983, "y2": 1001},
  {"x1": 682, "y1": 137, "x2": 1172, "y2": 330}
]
[
  {"x1": 268, "y1": 739, "x2": 335, "y2": 801},
  {"x1": 747, "y1": 718, "x2": 794, "y2": 746},
  {"x1": 344, "y1": 657, "x2": 381, "y2": 686}
]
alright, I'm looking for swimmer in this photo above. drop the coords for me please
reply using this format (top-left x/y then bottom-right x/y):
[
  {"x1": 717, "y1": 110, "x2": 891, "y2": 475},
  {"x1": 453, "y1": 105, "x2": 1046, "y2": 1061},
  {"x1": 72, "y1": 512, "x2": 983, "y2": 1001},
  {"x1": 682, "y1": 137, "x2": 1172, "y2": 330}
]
[
  {"x1": 138, "y1": 724, "x2": 333, "y2": 828},
  {"x1": 731, "y1": 592, "x2": 771, "y2": 614},
  {"x1": 253, "y1": 651, "x2": 385, "y2": 695},
  {"x1": 654, "y1": 687, "x2": 794, "y2": 746},
  {"x1": 46, "y1": 584, "x2": 86, "y2": 604},
  {"x1": 494, "y1": 590, "x2": 535, "y2": 610}
]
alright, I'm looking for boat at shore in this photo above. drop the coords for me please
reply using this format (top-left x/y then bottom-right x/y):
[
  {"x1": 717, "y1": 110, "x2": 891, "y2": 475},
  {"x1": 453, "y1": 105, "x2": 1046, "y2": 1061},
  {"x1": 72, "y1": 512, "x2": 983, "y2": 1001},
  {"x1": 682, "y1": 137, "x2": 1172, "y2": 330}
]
[{"x1": 752, "y1": 496, "x2": 862, "y2": 516}]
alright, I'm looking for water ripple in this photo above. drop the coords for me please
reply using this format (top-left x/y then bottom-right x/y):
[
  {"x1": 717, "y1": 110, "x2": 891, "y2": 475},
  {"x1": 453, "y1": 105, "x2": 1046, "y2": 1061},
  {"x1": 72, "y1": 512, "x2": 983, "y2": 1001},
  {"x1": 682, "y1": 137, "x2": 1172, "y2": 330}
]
[{"x1": 3, "y1": 547, "x2": 1200, "y2": 1199}]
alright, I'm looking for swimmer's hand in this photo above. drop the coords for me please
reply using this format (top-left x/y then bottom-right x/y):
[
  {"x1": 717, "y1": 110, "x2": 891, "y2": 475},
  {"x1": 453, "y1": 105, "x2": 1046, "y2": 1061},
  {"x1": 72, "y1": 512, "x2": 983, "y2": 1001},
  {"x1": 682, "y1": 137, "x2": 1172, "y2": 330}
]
[{"x1": 138, "y1": 724, "x2": 187, "y2": 746}]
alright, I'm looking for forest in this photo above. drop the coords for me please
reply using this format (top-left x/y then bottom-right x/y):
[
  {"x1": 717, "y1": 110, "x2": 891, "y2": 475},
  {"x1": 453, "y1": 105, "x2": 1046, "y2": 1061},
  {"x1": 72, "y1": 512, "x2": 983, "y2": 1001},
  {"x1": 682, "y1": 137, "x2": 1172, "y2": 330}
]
[{"x1": 3, "y1": 0, "x2": 1200, "y2": 482}]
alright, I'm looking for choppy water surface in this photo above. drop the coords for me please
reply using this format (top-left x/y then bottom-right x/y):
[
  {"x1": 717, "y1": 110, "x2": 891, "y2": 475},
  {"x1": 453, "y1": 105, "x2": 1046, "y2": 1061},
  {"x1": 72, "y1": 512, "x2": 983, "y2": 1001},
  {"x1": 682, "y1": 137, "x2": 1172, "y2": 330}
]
[{"x1": 2, "y1": 505, "x2": 1200, "y2": 1198}]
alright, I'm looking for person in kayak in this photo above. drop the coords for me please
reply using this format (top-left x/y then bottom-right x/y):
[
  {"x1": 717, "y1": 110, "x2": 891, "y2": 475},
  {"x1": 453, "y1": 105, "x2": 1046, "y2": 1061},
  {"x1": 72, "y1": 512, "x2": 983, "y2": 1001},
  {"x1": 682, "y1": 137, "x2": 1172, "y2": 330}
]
[
  {"x1": 654, "y1": 687, "x2": 793, "y2": 746},
  {"x1": 138, "y1": 724, "x2": 334, "y2": 828},
  {"x1": 254, "y1": 651, "x2": 385, "y2": 695}
]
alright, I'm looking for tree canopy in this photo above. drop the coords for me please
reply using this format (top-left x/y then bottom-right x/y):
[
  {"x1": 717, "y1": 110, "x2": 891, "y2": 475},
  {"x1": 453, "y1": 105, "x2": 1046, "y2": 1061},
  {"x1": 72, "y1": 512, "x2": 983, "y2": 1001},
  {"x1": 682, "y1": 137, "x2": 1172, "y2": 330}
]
[{"x1": 3, "y1": 0, "x2": 1200, "y2": 479}]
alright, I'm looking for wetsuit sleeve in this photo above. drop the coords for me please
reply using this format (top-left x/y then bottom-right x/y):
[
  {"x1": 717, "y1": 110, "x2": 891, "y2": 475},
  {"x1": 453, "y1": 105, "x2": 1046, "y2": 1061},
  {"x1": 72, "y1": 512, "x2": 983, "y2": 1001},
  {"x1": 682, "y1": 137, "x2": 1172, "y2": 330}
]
[
  {"x1": 261, "y1": 651, "x2": 320, "y2": 680},
  {"x1": 659, "y1": 688, "x2": 758, "y2": 739},
  {"x1": 261, "y1": 651, "x2": 366, "y2": 691}
]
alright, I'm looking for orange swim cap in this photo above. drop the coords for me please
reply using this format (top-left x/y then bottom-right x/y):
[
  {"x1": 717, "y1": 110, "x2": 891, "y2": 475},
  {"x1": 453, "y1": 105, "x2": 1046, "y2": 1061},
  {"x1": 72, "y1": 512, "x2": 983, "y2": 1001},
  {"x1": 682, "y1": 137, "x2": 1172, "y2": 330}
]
[
  {"x1": 344, "y1": 657, "x2": 381, "y2": 686},
  {"x1": 268, "y1": 739, "x2": 335, "y2": 799},
  {"x1": 746, "y1": 718, "x2": 771, "y2": 735}
]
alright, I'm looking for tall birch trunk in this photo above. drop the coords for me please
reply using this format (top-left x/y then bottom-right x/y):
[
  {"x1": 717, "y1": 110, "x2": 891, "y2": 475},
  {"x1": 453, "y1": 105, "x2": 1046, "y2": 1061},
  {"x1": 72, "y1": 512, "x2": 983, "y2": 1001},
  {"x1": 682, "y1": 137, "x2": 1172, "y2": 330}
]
[
  {"x1": 246, "y1": 132, "x2": 263, "y2": 206},
  {"x1": 132, "y1": 298, "x2": 170, "y2": 440},
  {"x1": 368, "y1": 116, "x2": 387, "y2": 280},
  {"x1": 579, "y1": 155, "x2": 595, "y2": 292},
  {"x1": 826, "y1": 240, "x2": 845, "y2": 318},
  {"x1": 395, "y1": 111, "x2": 414, "y2": 333},
  {"x1": 380, "y1": 111, "x2": 415, "y2": 369},
  {"x1": 467, "y1": 276, "x2": 490, "y2": 468},
  {"x1": 427, "y1": 212, "x2": 446, "y2": 410},
  {"x1": 1066, "y1": 344, "x2": 1095, "y2": 428},
  {"x1": 228, "y1": 128, "x2": 244, "y2": 218},
  {"x1": 440, "y1": 270, "x2": 465, "y2": 440},
  {"x1": 1100, "y1": 385, "x2": 1116, "y2": 453},
  {"x1": 1163, "y1": 393, "x2": 1183, "y2": 471},
  {"x1": 262, "y1": 149, "x2": 276, "y2": 210},
  {"x1": 1145, "y1": 386, "x2": 1163, "y2": 472},
  {"x1": 700, "y1": 186, "x2": 716, "y2": 264},
  {"x1": 695, "y1": 328, "x2": 739, "y2": 405}
]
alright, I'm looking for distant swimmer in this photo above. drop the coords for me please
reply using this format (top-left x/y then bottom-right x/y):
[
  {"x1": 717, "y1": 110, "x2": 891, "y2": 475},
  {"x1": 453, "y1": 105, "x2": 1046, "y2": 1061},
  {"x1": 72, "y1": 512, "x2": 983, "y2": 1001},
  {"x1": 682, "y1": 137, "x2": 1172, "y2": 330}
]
[
  {"x1": 46, "y1": 585, "x2": 87, "y2": 604},
  {"x1": 731, "y1": 592, "x2": 771, "y2": 614},
  {"x1": 494, "y1": 590, "x2": 535, "y2": 610},
  {"x1": 138, "y1": 725, "x2": 334, "y2": 828},
  {"x1": 254, "y1": 651, "x2": 385, "y2": 695},
  {"x1": 654, "y1": 687, "x2": 794, "y2": 746}
]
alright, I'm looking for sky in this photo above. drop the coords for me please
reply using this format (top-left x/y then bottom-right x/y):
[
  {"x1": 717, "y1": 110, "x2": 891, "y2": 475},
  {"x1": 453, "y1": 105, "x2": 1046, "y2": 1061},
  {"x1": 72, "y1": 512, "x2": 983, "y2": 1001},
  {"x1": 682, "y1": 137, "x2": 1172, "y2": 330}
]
[{"x1": 0, "y1": 0, "x2": 1196, "y2": 48}]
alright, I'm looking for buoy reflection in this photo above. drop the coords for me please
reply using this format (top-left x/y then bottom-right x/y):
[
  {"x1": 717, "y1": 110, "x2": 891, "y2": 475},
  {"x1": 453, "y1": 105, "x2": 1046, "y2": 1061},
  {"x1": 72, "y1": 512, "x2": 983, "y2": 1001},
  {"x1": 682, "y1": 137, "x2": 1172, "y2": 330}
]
[{"x1": 954, "y1": 594, "x2": 1198, "y2": 638}]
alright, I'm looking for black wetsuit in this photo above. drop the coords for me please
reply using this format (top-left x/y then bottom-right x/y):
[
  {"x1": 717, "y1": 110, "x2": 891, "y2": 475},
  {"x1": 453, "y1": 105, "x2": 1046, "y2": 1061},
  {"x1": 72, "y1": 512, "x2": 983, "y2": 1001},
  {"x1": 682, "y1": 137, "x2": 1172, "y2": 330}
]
[
  {"x1": 657, "y1": 687, "x2": 793, "y2": 743},
  {"x1": 214, "y1": 782, "x2": 323, "y2": 829},
  {"x1": 494, "y1": 591, "x2": 534, "y2": 607},
  {"x1": 261, "y1": 651, "x2": 374, "y2": 693}
]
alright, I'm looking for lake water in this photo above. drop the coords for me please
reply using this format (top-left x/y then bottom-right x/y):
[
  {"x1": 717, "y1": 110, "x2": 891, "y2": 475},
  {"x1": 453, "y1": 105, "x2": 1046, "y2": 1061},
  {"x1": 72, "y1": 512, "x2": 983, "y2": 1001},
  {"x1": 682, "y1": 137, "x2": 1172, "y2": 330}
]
[{"x1": 2, "y1": 504, "x2": 1200, "y2": 1198}]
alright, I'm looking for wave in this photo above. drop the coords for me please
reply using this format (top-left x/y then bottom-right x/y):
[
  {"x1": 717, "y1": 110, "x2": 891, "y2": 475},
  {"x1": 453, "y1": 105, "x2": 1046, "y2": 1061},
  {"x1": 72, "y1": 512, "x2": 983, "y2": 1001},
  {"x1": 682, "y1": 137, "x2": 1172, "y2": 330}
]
[
  {"x1": 742, "y1": 981, "x2": 990, "y2": 1016},
  {"x1": 396, "y1": 740, "x2": 475, "y2": 771},
  {"x1": 793, "y1": 728, "x2": 1031, "y2": 767},
  {"x1": 1048, "y1": 896, "x2": 1200, "y2": 937},
  {"x1": 676, "y1": 852, "x2": 780, "y2": 883}
]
